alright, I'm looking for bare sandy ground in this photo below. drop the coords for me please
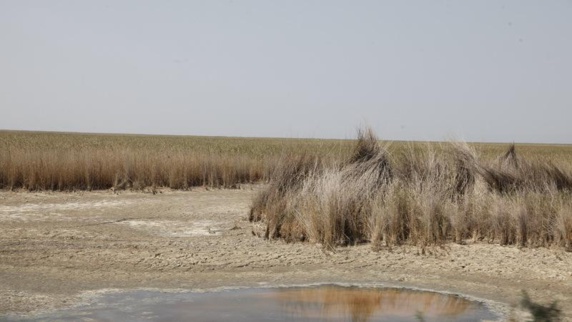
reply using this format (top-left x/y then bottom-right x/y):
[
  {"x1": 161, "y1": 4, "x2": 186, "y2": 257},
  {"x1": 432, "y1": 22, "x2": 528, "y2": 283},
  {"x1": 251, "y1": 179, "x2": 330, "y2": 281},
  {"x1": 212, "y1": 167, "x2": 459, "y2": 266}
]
[{"x1": 0, "y1": 186, "x2": 570, "y2": 320}]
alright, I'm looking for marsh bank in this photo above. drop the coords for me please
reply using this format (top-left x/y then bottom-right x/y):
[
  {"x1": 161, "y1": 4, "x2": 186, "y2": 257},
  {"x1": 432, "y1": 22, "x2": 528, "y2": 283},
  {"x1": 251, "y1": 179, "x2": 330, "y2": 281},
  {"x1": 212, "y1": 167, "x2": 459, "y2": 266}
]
[{"x1": 0, "y1": 187, "x2": 570, "y2": 320}]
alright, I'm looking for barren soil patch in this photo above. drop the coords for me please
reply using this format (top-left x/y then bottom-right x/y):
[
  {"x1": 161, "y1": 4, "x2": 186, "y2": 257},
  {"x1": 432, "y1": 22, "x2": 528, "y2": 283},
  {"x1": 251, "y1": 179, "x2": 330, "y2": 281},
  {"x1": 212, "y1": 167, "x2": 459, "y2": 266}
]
[{"x1": 0, "y1": 187, "x2": 570, "y2": 320}]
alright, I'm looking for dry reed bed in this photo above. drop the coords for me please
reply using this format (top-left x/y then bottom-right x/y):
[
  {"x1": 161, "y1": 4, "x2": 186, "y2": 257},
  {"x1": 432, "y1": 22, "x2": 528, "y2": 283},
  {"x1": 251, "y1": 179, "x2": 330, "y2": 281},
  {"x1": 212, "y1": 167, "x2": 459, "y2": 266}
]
[
  {"x1": 250, "y1": 129, "x2": 572, "y2": 249},
  {"x1": 0, "y1": 131, "x2": 352, "y2": 191}
]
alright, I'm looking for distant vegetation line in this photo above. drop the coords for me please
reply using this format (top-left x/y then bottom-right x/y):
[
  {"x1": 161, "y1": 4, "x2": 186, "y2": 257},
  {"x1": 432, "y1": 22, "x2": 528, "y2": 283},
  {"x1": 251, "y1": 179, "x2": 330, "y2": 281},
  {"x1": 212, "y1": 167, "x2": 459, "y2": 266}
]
[
  {"x1": 0, "y1": 131, "x2": 353, "y2": 191},
  {"x1": 0, "y1": 130, "x2": 571, "y2": 192}
]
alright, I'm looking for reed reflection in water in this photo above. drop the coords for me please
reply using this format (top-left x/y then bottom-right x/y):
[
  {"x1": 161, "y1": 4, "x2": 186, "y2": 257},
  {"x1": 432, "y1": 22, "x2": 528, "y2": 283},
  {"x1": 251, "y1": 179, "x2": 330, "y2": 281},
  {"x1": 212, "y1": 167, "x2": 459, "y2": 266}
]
[{"x1": 264, "y1": 285, "x2": 486, "y2": 322}]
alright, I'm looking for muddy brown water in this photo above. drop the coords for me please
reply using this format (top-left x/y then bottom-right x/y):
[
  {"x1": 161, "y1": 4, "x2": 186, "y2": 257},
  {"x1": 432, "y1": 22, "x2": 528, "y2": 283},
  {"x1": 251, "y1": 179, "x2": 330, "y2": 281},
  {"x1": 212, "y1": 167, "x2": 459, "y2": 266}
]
[{"x1": 14, "y1": 285, "x2": 499, "y2": 322}]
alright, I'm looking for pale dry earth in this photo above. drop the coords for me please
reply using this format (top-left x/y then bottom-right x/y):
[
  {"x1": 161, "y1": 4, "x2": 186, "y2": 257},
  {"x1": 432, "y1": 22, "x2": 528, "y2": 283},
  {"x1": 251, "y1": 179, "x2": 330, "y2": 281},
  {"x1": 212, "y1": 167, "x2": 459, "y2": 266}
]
[{"x1": 0, "y1": 186, "x2": 570, "y2": 320}]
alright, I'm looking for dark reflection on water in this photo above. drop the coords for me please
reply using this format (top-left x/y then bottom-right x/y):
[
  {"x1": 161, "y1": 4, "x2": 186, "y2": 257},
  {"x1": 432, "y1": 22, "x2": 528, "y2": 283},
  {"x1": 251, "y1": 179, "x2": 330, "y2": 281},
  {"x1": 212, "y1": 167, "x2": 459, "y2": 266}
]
[{"x1": 25, "y1": 285, "x2": 499, "y2": 322}]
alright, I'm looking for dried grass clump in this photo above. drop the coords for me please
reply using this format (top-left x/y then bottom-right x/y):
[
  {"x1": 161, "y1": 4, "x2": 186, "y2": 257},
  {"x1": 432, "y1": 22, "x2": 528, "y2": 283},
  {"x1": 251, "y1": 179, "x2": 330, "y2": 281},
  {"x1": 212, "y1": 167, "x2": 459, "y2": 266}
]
[
  {"x1": 250, "y1": 129, "x2": 572, "y2": 250},
  {"x1": 343, "y1": 129, "x2": 393, "y2": 188},
  {"x1": 249, "y1": 153, "x2": 322, "y2": 239},
  {"x1": 251, "y1": 130, "x2": 392, "y2": 246},
  {"x1": 479, "y1": 144, "x2": 572, "y2": 194},
  {"x1": 450, "y1": 142, "x2": 478, "y2": 195}
]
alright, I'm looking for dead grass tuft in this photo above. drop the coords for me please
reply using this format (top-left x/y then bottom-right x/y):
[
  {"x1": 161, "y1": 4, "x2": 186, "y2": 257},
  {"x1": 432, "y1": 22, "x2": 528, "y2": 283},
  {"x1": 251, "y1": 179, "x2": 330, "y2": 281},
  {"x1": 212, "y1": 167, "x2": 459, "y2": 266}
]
[{"x1": 250, "y1": 129, "x2": 572, "y2": 249}]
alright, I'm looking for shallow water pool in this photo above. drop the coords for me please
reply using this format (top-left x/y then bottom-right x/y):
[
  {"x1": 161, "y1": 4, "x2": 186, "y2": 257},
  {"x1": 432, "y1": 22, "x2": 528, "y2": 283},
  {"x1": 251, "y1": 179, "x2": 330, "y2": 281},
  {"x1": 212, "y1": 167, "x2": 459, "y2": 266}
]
[{"x1": 22, "y1": 285, "x2": 500, "y2": 321}]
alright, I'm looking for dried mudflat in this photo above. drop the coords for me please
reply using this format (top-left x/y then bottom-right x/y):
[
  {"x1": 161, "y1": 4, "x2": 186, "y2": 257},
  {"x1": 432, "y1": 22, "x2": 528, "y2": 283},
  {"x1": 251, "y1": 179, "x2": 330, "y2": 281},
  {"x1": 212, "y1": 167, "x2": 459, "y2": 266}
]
[{"x1": 0, "y1": 186, "x2": 571, "y2": 320}]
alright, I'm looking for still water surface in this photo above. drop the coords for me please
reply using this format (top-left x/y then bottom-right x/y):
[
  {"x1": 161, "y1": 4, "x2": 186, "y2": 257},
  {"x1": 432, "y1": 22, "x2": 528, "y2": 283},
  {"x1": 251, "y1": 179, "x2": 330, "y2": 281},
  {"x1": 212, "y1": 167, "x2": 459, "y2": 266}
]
[{"x1": 28, "y1": 285, "x2": 499, "y2": 321}]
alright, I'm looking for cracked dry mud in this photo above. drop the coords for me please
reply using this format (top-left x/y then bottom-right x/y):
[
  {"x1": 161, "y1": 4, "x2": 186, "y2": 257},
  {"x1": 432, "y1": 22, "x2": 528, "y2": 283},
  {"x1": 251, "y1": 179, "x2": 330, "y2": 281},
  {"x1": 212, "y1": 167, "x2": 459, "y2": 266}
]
[{"x1": 0, "y1": 186, "x2": 571, "y2": 320}]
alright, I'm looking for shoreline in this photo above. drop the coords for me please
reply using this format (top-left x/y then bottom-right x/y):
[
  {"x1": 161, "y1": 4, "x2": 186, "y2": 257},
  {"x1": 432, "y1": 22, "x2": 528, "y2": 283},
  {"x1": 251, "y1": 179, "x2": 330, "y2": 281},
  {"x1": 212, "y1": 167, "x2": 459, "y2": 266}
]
[{"x1": 1, "y1": 188, "x2": 570, "y2": 320}]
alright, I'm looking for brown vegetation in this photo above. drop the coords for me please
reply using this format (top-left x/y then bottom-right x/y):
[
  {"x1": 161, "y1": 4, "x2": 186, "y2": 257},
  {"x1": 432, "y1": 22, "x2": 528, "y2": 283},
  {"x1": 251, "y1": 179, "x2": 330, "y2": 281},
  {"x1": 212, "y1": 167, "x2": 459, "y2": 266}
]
[
  {"x1": 0, "y1": 131, "x2": 351, "y2": 191},
  {"x1": 250, "y1": 129, "x2": 572, "y2": 249}
]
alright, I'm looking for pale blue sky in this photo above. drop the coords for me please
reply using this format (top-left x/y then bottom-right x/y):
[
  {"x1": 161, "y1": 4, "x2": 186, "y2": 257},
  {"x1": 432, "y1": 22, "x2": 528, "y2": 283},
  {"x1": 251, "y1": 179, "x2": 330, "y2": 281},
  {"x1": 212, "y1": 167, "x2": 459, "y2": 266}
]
[{"x1": 1, "y1": 1, "x2": 571, "y2": 143}]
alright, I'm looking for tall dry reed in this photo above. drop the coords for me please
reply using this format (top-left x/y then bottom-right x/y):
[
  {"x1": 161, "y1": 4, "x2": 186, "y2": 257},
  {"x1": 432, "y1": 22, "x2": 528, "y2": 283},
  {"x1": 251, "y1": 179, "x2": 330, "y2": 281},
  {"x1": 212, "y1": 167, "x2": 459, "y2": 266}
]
[
  {"x1": 250, "y1": 129, "x2": 572, "y2": 250},
  {"x1": 0, "y1": 131, "x2": 351, "y2": 191}
]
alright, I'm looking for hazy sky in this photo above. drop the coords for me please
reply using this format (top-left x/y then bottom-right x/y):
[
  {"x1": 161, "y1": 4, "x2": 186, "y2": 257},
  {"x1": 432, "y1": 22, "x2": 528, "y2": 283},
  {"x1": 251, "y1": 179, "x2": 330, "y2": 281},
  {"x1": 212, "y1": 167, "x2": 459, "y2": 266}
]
[{"x1": 1, "y1": 1, "x2": 571, "y2": 143}]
